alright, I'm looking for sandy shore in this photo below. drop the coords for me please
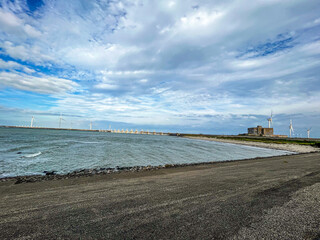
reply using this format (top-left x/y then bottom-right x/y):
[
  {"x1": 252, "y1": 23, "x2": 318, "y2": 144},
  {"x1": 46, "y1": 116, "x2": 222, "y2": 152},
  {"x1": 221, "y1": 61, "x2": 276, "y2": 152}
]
[
  {"x1": 185, "y1": 136, "x2": 320, "y2": 153},
  {"x1": 0, "y1": 153, "x2": 320, "y2": 239}
]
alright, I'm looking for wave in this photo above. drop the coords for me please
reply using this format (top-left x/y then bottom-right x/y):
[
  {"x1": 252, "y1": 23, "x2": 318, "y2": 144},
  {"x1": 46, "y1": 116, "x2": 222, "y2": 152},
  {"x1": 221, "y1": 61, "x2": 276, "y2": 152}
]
[
  {"x1": 73, "y1": 141, "x2": 101, "y2": 144},
  {"x1": 2, "y1": 146, "x2": 31, "y2": 153},
  {"x1": 23, "y1": 152, "x2": 42, "y2": 158}
]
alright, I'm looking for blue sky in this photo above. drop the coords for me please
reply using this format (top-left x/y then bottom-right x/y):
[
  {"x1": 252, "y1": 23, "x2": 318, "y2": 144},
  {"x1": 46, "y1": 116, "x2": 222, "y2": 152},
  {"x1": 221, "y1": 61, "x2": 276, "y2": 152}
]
[{"x1": 0, "y1": 0, "x2": 319, "y2": 137}]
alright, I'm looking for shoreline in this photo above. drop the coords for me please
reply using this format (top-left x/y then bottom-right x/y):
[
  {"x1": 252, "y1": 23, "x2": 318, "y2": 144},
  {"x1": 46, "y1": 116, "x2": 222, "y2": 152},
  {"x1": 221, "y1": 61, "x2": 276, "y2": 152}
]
[
  {"x1": 0, "y1": 151, "x2": 307, "y2": 184},
  {"x1": 184, "y1": 136, "x2": 320, "y2": 153}
]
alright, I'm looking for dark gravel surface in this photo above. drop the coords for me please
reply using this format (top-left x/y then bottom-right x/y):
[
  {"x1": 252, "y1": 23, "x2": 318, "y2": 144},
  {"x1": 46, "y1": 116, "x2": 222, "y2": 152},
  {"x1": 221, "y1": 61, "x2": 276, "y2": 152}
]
[{"x1": 0, "y1": 153, "x2": 319, "y2": 239}]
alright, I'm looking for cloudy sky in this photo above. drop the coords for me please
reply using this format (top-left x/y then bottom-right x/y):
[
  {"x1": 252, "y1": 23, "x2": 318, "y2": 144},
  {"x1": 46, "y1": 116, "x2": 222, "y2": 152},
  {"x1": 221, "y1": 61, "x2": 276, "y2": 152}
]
[{"x1": 0, "y1": 0, "x2": 319, "y2": 137}]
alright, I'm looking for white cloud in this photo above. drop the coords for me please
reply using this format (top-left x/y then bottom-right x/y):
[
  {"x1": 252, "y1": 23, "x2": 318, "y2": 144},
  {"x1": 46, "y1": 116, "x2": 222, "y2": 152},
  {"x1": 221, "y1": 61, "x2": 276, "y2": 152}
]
[
  {"x1": 1, "y1": 41, "x2": 54, "y2": 64},
  {"x1": 59, "y1": 44, "x2": 139, "y2": 70},
  {"x1": 0, "y1": 9, "x2": 41, "y2": 38},
  {"x1": 0, "y1": 9, "x2": 21, "y2": 27},
  {"x1": 101, "y1": 70, "x2": 151, "y2": 76},
  {"x1": 168, "y1": 1, "x2": 176, "y2": 8},
  {"x1": 0, "y1": 71, "x2": 77, "y2": 94},
  {"x1": 139, "y1": 79, "x2": 148, "y2": 83},
  {"x1": 94, "y1": 83, "x2": 118, "y2": 90},
  {"x1": 0, "y1": 59, "x2": 35, "y2": 73},
  {"x1": 179, "y1": 10, "x2": 224, "y2": 28},
  {"x1": 23, "y1": 24, "x2": 42, "y2": 38}
]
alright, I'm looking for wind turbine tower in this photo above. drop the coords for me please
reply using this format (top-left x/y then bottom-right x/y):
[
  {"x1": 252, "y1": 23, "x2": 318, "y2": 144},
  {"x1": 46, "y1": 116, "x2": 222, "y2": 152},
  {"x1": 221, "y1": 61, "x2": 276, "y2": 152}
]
[
  {"x1": 307, "y1": 128, "x2": 312, "y2": 139},
  {"x1": 289, "y1": 120, "x2": 294, "y2": 138},
  {"x1": 30, "y1": 116, "x2": 34, "y2": 128},
  {"x1": 90, "y1": 121, "x2": 92, "y2": 130},
  {"x1": 59, "y1": 114, "x2": 65, "y2": 128},
  {"x1": 267, "y1": 111, "x2": 273, "y2": 128}
]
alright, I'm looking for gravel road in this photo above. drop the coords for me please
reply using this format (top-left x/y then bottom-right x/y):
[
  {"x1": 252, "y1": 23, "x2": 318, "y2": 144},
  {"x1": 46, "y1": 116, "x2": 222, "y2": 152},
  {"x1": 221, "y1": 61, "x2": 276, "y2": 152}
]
[{"x1": 0, "y1": 153, "x2": 319, "y2": 239}]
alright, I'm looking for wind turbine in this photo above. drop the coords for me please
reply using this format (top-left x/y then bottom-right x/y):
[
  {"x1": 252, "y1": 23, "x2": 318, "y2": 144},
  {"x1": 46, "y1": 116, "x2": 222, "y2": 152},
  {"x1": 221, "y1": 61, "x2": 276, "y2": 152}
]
[
  {"x1": 307, "y1": 128, "x2": 312, "y2": 139},
  {"x1": 59, "y1": 113, "x2": 65, "y2": 128},
  {"x1": 289, "y1": 120, "x2": 294, "y2": 138},
  {"x1": 90, "y1": 121, "x2": 92, "y2": 130},
  {"x1": 30, "y1": 116, "x2": 35, "y2": 128},
  {"x1": 267, "y1": 111, "x2": 273, "y2": 128}
]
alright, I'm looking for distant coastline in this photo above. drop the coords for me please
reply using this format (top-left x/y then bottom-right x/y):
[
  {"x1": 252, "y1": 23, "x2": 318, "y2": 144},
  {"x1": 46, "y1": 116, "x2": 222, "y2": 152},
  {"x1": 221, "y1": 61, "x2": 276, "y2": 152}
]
[
  {"x1": 0, "y1": 125, "x2": 167, "y2": 135},
  {"x1": 0, "y1": 125, "x2": 100, "y2": 132},
  {"x1": 183, "y1": 136, "x2": 320, "y2": 153}
]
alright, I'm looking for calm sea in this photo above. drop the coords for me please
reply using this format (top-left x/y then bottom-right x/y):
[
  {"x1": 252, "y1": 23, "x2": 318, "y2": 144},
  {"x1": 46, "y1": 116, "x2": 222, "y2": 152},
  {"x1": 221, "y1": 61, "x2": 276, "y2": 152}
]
[{"x1": 0, "y1": 128, "x2": 292, "y2": 178}]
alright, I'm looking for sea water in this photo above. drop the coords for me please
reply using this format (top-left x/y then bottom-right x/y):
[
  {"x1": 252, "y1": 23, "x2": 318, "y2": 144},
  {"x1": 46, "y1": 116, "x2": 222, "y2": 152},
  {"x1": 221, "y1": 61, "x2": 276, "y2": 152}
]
[{"x1": 0, "y1": 128, "x2": 293, "y2": 178}]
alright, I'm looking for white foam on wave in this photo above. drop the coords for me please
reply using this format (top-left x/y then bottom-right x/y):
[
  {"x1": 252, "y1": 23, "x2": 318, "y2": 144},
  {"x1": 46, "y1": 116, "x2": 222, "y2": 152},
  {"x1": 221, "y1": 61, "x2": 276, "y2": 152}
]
[
  {"x1": 74, "y1": 141, "x2": 100, "y2": 144},
  {"x1": 23, "y1": 152, "x2": 42, "y2": 158}
]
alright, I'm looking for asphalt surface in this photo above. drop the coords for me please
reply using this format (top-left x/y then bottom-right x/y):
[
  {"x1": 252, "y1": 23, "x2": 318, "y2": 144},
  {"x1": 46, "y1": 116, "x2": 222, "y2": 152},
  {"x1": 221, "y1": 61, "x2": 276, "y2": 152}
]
[{"x1": 0, "y1": 153, "x2": 320, "y2": 239}]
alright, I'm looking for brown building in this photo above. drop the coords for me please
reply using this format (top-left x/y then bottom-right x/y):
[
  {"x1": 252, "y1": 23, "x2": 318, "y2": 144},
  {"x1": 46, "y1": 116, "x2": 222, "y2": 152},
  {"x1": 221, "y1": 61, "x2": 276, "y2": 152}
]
[{"x1": 248, "y1": 125, "x2": 274, "y2": 136}]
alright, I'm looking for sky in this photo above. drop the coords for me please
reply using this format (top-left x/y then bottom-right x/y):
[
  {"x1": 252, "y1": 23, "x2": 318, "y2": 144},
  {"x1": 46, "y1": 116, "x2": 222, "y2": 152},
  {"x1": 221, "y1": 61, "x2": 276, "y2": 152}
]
[{"x1": 0, "y1": 0, "x2": 319, "y2": 137}]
